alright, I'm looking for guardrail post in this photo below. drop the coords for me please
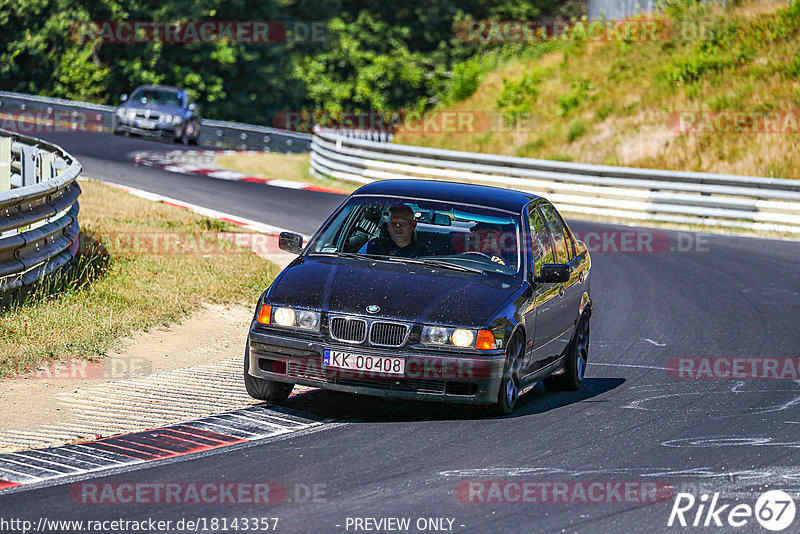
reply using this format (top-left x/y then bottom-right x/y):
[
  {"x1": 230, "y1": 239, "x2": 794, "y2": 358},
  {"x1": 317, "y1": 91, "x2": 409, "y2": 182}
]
[
  {"x1": 20, "y1": 144, "x2": 37, "y2": 186},
  {"x1": 0, "y1": 137, "x2": 10, "y2": 191},
  {"x1": 38, "y1": 151, "x2": 55, "y2": 182}
]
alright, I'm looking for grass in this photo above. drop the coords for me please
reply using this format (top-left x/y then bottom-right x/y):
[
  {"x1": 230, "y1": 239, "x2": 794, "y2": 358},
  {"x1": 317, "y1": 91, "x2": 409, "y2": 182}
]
[
  {"x1": 215, "y1": 152, "x2": 359, "y2": 193},
  {"x1": 0, "y1": 180, "x2": 278, "y2": 378},
  {"x1": 394, "y1": 0, "x2": 800, "y2": 179}
]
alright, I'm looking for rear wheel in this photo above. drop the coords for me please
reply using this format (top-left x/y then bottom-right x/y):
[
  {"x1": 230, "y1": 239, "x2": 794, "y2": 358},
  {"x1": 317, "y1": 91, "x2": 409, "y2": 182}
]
[
  {"x1": 243, "y1": 342, "x2": 294, "y2": 402},
  {"x1": 488, "y1": 331, "x2": 525, "y2": 416},
  {"x1": 544, "y1": 314, "x2": 589, "y2": 391}
]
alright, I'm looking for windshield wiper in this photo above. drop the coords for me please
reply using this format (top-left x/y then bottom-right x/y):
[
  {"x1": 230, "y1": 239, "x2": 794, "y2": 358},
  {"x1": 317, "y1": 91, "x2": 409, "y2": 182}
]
[
  {"x1": 316, "y1": 252, "x2": 396, "y2": 263},
  {"x1": 383, "y1": 257, "x2": 485, "y2": 274},
  {"x1": 315, "y1": 252, "x2": 485, "y2": 274}
]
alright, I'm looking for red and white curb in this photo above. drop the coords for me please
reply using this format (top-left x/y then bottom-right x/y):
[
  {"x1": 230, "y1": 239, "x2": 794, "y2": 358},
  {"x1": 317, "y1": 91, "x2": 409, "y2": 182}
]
[
  {"x1": 0, "y1": 406, "x2": 325, "y2": 491},
  {"x1": 134, "y1": 150, "x2": 348, "y2": 194}
]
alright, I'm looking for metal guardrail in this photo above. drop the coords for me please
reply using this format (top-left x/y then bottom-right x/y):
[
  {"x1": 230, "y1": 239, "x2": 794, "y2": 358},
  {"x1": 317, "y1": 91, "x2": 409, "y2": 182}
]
[
  {"x1": 0, "y1": 91, "x2": 311, "y2": 153},
  {"x1": 0, "y1": 128, "x2": 82, "y2": 296},
  {"x1": 310, "y1": 126, "x2": 800, "y2": 234}
]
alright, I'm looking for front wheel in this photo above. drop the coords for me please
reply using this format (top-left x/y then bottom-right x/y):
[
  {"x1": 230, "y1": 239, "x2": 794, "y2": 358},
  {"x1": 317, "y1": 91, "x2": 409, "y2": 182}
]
[
  {"x1": 243, "y1": 342, "x2": 294, "y2": 402},
  {"x1": 544, "y1": 314, "x2": 589, "y2": 391},
  {"x1": 488, "y1": 331, "x2": 525, "y2": 416}
]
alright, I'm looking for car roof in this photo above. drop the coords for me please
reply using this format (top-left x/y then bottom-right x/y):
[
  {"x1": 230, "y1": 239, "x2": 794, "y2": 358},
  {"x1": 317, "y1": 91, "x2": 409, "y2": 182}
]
[
  {"x1": 352, "y1": 179, "x2": 541, "y2": 213},
  {"x1": 132, "y1": 85, "x2": 184, "y2": 94}
]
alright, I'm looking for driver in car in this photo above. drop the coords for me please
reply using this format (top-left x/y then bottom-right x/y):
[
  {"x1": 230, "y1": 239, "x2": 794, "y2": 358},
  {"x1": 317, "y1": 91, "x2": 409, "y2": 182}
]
[{"x1": 361, "y1": 203, "x2": 426, "y2": 258}]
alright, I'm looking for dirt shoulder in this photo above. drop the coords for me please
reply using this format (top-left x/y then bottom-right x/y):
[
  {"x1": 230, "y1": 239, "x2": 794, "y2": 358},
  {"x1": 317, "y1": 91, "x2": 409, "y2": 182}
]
[{"x1": 0, "y1": 303, "x2": 251, "y2": 452}]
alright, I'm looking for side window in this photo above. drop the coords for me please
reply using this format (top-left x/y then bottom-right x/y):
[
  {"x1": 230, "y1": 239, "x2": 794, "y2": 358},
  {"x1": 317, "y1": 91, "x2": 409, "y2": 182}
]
[
  {"x1": 527, "y1": 205, "x2": 553, "y2": 276},
  {"x1": 555, "y1": 210, "x2": 576, "y2": 260},
  {"x1": 539, "y1": 204, "x2": 568, "y2": 264}
]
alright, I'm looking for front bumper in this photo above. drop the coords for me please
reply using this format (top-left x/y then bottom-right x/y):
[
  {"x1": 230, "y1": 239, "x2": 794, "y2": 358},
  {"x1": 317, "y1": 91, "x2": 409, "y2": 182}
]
[
  {"x1": 115, "y1": 117, "x2": 181, "y2": 138},
  {"x1": 247, "y1": 328, "x2": 506, "y2": 404}
]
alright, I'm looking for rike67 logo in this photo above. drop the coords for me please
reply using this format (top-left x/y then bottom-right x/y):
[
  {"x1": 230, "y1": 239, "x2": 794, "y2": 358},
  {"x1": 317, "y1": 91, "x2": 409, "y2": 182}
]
[{"x1": 668, "y1": 490, "x2": 796, "y2": 531}]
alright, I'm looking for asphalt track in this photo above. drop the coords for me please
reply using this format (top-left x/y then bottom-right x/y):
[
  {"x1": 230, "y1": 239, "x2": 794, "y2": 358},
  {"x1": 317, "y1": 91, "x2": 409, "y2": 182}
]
[{"x1": 2, "y1": 130, "x2": 800, "y2": 533}]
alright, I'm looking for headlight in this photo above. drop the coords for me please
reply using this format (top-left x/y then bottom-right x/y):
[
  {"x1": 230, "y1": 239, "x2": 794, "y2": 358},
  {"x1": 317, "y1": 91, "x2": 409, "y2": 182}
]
[
  {"x1": 269, "y1": 306, "x2": 320, "y2": 331},
  {"x1": 421, "y1": 326, "x2": 492, "y2": 349},
  {"x1": 421, "y1": 326, "x2": 449, "y2": 344},
  {"x1": 451, "y1": 329, "x2": 475, "y2": 347},
  {"x1": 116, "y1": 108, "x2": 125, "y2": 117},
  {"x1": 125, "y1": 110, "x2": 136, "y2": 120},
  {"x1": 165, "y1": 114, "x2": 182, "y2": 124},
  {"x1": 273, "y1": 307, "x2": 295, "y2": 326}
]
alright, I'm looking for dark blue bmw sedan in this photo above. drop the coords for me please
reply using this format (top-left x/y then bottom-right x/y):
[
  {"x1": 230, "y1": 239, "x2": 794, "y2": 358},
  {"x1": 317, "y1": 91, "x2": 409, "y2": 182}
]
[{"x1": 245, "y1": 179, "x2": 592, "y2": 415}]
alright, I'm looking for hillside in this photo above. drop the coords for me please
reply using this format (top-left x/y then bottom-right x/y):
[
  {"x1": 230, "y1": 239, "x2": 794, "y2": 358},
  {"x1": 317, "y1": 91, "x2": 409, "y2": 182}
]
[{"x1": 394, "y1": 0, "x2": 800, "y2": 179}]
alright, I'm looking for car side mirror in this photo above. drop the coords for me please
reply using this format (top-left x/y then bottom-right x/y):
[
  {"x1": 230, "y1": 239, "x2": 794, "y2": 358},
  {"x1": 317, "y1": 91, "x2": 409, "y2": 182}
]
[
  {"x1": 278, "y1": 232, "x2": 304, "y2": 254},
  {"x1": 536, "y1": 263, "x2": 570, "y2": 284},
  {"x1": 120, "y1": 94, "x2": 128, "y2": 102}
]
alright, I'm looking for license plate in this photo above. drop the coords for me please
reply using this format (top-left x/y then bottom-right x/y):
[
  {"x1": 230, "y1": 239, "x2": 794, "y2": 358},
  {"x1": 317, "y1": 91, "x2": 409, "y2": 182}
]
[
  {"x1": 137, "y1": 119, "x2": 155, "y2": 129},
  {"x1": 323, "y1": 349, "x2": 404, "y2": 375}
]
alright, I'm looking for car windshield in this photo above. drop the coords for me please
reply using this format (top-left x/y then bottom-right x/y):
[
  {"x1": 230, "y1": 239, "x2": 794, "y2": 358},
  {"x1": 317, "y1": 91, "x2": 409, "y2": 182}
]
[
  {"x1": 307, "y1": 195, "x2": 521, "y2": 275},
  {"x1": 130, "y1": 89, "x2": 184, "y2": 107}
]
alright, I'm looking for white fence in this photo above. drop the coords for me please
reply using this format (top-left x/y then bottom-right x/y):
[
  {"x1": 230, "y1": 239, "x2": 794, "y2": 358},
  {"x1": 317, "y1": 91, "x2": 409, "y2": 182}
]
[{"x1": 310, "y1": 126, "x2": 800, "y2": 234}]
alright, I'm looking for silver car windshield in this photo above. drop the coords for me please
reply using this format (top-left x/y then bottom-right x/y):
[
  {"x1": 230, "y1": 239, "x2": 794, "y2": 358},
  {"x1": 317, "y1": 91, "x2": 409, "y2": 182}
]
[
  {"x1": 307, "y1": 195, "x2": 521, "y2": 275},
  {"x1": 130, "y1": 89, "x2": 184, "y2": 107}
]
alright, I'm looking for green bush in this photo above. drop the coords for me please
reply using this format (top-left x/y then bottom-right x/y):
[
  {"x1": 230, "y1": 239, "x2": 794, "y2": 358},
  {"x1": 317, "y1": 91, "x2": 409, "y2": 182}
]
[
  {"x1": 785, "y1": 52, "x2": 800, "y2": 80},
  {"x1": 449, "y1": 59, "x2": 483, "y2": 102},
  {"x1": 558, "y1": 79, "x2": 594, "y2": 115},
  {"x1": 496, "y1": 71, "x2": 541, "y2": 125},
  {"x1": 566, "y1": 119, "x2": 587, "y2": 143}
]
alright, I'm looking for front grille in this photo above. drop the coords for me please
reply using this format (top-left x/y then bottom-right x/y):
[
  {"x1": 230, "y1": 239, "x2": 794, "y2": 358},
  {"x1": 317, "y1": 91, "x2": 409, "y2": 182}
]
[
  {"x1": 329, "y1": 317, "x2": 367, "y2": 343},
  {"x1": 369, "y1": 321, "x2": 409, "y2": 347},
  {"x1": 135, "y1": 111, "x2": 161, "y2": 120}
]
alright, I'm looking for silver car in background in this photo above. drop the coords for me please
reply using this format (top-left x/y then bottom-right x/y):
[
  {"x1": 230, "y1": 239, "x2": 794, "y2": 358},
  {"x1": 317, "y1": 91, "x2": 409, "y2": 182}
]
[{"x1": 113, "y1": 85, "x2": 201, "y2": 144}]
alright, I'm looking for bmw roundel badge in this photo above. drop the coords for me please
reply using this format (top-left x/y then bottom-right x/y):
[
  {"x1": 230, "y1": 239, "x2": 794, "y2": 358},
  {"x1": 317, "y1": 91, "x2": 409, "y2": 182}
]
[{"x1": 366, "y1": 305, "x2": 380, "y2": 314}]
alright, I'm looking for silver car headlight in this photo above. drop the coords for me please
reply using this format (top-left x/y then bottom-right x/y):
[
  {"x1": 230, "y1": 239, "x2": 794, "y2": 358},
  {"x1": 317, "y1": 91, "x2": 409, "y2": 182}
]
[
  {"x1": 421, "y1": 326, "x2": 475, "y2": 347},
  {"x1": 116, "y1": 108, "x2": 126, "y2": 117},
  {"x1": 125, "y1": 110, "x2": 136, "y2": 120}
]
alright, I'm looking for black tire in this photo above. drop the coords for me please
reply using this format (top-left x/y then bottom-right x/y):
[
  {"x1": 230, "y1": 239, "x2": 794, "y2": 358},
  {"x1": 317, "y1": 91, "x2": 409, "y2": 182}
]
[
  {"x1": 188, "y1": 122, "x2": 200, "y2": 145},
  {"x1": 544, "y1": 314, "x2": 590, "y2": 391},
  {"x1": 243, "y1": 342, "x2": 294, "y2": 402},
  {"x1": 487, "y1": 331, "x2": 525, "y2": 416}
]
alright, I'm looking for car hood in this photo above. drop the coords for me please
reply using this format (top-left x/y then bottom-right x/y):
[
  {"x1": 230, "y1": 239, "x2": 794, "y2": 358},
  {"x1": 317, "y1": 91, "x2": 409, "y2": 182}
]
[{"x1": 267, "y1": 256, "x2": 522, "y2": 327}]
